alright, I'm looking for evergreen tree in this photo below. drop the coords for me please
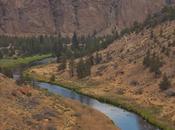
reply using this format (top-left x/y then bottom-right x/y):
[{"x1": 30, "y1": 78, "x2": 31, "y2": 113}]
[
  {"x1": 132, "y1": 21, "x2": 141, "y2": 33},
  {"x1": 39, "y1": 35, "x2": 44, "y2": 45},
  {"x1": 159, "y1": 74, "x2": 171, "y2": 90},
  {"x1": 59, "y1": 55, "x2": 67, "y2": 70},
  {"x1": 71, "y1": 32, "x2": 79, "y2": 49},
  {"x1": 69, "y1": 58, "x2": 74, "y2": 77},
  {"x1": 95, "y1": 52, "x2": 102, "y2": 64},
  {"x1": 149, "y1": 55, "x2": 162, "y2": 75},
  {"x1": 88, "y1": 55, "x2": 94, "y2": 66},
  {"x1": 54, "y1": 42, "x2": 63, "y2": 63},
  {"x1": 0, "y1": 51, "x2": 3, "y2": 59},
  {"x1": 77, "y1": 58, "x2": 85, "y2": 78},
  {"x1": 143, "y1": 51, "x2": 163, "y2": 75},
  {"x1": 76, "y1": 58, "x2": 91, "y2": 79},
  {"x1": 85, "y1": 57, "x2": 92, "y2": 76}
]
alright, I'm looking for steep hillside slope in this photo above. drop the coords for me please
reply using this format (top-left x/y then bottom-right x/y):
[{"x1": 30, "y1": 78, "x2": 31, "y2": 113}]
[
  {"x1": 0, "y1": 0, "x2": 173, "y2": 36},
  {"x1": 28, "y1": 20, "x2": 175, "y2": 130},
  {"x1": 0, "y1": 74, "x2": 118, "y2": 130}
]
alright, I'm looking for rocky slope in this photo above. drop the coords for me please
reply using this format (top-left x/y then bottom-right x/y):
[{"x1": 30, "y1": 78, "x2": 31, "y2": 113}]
[
  {"x1": 28, "y1": 20, "x2": 175, "y2": 130},
  {"x1": 0, "y1": 0, "x2": 173, "y2": 36},
  {"x1": 0, "y1": 74, "x2": 118, "y2": 130}
]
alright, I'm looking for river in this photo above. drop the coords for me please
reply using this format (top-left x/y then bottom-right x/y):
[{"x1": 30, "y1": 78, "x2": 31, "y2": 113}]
[{"x1": 13, "y1": 57, "x2": 159, "y2": 130}]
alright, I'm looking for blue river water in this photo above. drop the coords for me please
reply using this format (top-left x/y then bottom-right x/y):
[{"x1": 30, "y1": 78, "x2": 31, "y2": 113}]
[{"x1": 36, "y1": 82, "x2": 159, "y2": 130}]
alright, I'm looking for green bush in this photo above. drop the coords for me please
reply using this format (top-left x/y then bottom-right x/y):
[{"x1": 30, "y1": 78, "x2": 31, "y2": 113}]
[{"x1": 50, "y1": 75, "x2": 56, "y2": 82}]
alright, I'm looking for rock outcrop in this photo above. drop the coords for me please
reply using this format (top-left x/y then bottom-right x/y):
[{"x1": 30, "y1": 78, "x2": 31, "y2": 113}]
[{"x1": 0, "y1": 0, "x2": 173, "y2": 36}]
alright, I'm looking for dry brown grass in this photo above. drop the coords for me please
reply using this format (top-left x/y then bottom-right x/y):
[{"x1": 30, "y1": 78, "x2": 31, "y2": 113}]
[
  {"x1": 0, "y1": 74, "x2": 118, "y2": 130},
  {"x1": 27, "y1": 21, "x2": 175, "y2": 130}
]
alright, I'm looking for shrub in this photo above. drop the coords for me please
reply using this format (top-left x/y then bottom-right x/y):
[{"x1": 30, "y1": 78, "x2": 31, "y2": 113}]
[
  {"x1": 50, "y1": 75, "x2": 56, "y2": 82},
  {"x1": 143, "y1": 51, "x2": 163, "y2": 76},
  {"x1": 0, "y1": 51, "x2": 3, "y2": 59},
  {"x1": 149, "y1": 55, "x2": 163, "y2": 75},
  {"x1": 159, "y1": 74, "x2": 171, "y2": 91},
  {"x1": 95, "y1": 52, "x2": 102, "y2": 64},
  {"x1": 143, "y1": 51, "x2": 151, "y2": 67},
  {"x1": 0, "y1": 67, "x2": 13, "y2": 78}
]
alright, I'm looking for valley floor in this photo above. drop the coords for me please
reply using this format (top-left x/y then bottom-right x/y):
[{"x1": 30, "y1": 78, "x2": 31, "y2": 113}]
[
  {"x1": 26, "y1": 21, "x2": 175, "y2": 130},
  {"x1": 26, "y1": 63, "x2": 175, "y2": 130},
  {"x1": 0, "y1": 74, "x2": 118, "y2": 130},
  {"x1": 0, "y1": 54, "x2": 51, "y2": 69},
  {"x1": 24, "y1": 20, "x2": 175, "y2": 130}
]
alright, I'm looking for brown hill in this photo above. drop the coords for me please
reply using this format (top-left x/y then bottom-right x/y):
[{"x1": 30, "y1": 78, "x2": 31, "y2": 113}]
[
  {"x1": 0, "y1": 0, "x2": 173, "y2": 36},
  {"x1": 28, "y1": 20, "x2": 175, "y2": 129},
  {"x1": 0, "y1": 74, "x2": 118, "y2": 130}
]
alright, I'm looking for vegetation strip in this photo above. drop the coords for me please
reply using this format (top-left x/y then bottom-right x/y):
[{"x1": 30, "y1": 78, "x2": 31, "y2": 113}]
[{"x1": 0, "y1": 54, "x2": 51, "y2": 69}]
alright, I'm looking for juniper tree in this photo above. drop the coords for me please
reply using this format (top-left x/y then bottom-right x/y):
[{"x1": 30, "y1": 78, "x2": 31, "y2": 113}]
[
  {"x1": 143, "y1": 51, "x2": 163, "y2": 75},
  {"x1": 71, "y1": 32, "x2": 79, "y2": 50},
  {"x1": 76, "y1": 58, "x2": 92, "y2": 79},
  {"x1": 0, "y1": 51, "x2": 3, "y2": 59},
  {"x1": 143, "y1": 50, "x2": 151, "y2": 67},
  {"x1": 69, "y1": 58, "x2": 75, "y2": 77},
  {"x1": 77, "y1": 58, "x2": 85, "y2": 78},
  {"x1": 95, "y1": 52, "x2": 102, "y2": 64},
  {"x1": 159, "y1": 74, "x2": 171, "y2": 90}
]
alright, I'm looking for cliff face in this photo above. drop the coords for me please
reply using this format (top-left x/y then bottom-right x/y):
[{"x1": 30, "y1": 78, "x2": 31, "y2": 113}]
[{"x1": 0, "y1": 0, "x2": 173, "y2": 36}]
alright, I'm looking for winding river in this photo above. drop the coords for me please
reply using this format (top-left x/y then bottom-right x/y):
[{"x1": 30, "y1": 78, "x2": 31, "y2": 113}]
[{"x1": 13, "y1": 57, "x2": 159, "y2": 130}]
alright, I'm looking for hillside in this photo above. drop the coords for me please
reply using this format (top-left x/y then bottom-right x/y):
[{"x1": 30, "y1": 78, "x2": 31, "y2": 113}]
[
  {"x1": 0, "y1": 74, "x2": 118, "y2": 130},
  {"x1": 0, "y1": 0, "x2": 173, "y2": 36},
  {"x1": 27, "y1": 20, "x2": 175, "y2": 130},
  {"x1": 1, "y1": 1, "x2": 175, "y2": 130}
]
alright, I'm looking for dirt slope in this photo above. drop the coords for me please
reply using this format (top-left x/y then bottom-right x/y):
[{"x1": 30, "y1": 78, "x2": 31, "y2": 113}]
[
  {"x1": 0, "y1": 74, "x2": 118, "y2": 130},
  {"x1": 28, "y1": 20, "x2": 175, "y2": 129}
]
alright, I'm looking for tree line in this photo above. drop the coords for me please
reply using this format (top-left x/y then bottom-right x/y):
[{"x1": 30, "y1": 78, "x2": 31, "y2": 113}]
[{"x1": 120, "y1": 6, "x2": 175, "y2": 36}]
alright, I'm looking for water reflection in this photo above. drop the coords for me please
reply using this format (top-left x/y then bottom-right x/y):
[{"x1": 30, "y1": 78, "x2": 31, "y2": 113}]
[
  {"x1": 12, "y1": 57, "x2": 56, "y2": 81},
  {"x1": 10, "y1": 57, "x2": 158, "y2": 130},
  {"x1": 36, "y1": 82, "x2": 158, "y2": 130},
  {"x1": 29, "y1": 57, "x2": 57, "y2": 66}
]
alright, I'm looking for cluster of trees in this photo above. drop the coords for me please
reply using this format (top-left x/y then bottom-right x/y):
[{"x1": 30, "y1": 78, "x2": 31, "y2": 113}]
[
  {"x1": 142, "y1": 6, "x2": 175, "y2": 29},
  {"x1": 120, "y1": 6, "x2": 175, "y2": 36},
  {"x1": 0, "y1": 29, "x2": 119, "y2": 59},
  {"x1": 143, "y1": 50, "x2": 172, "y2": 91},
  {"x1": 143, "y1": 51, "x2": 163, "y2": 75},
  {"x1": 67, "y1": 52, "x2": 102, "y2": 79},
  {"x1": 53, "y1": 31, "x2": 118, "y2": 63},
  {"x1": 59, "y1": 52, "x2": 103, "y2": 79},
  {"x1": 70, "y1": 31, "x2": 119, "y2": 58},
  {"x1": 0, "y1": 30, "x2": 116, "y2": 79},
  {"x1": 76, "y1": 58, "x2": 92, "y2": 78},
  {"x1": 143, "y1": 51, "x2": 173, "y2": 91},
  {"x1": 0, "y1": 6, "x2": 175, "y2": 59},
  {"x1": 0, "y1": 35, "x2": 69, "y2": 58},
  {"x1": 0, "y1": 67, "x2": 13, "y2": 78}
]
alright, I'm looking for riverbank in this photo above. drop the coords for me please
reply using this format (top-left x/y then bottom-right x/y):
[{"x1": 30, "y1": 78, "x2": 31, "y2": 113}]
[
  {"x1": 25, "y1": 64, "x2": 175, "y2": 130},
  {"x1": 0, "y1": 54, "x2": 51, "y2": 69},
  {"x1": 0, "y1": 74, "x2": 118, "y2": 130}
]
